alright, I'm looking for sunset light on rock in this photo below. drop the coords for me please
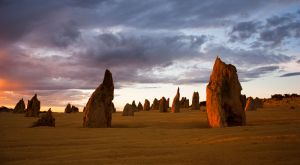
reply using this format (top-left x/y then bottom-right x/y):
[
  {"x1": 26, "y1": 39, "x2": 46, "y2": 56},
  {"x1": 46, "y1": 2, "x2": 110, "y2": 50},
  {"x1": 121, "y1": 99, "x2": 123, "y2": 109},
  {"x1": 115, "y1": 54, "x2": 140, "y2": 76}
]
[{"x1": 0, "y1": 1, "x2": 300, "y2": 164}]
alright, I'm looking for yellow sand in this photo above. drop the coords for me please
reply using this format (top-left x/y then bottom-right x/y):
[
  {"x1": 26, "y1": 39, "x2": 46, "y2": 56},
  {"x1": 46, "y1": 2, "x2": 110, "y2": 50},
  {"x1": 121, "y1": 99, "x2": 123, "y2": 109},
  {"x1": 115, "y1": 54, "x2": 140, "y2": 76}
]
[{"x1": 1, "y1": 102, "x2": 300, "y2": 165}]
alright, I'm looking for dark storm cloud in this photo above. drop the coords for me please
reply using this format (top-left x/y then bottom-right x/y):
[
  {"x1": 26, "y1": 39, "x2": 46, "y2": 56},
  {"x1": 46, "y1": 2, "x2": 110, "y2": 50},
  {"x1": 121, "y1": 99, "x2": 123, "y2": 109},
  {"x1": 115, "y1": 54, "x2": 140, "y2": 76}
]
[
  {"x1": 297, "y1": 59, "x2": 300, "y2": 64},
  {"x1": 239, "y1": 66, "x2": 280, "y2": 80},
  {"x1": 0, "y1": 0, "x2": 294, "y2": 45},
  {"x1": 0, "y1": 32, "x2": 208, "y2": 90},
  {"x1": 203, "y1": 45, "x2": 292, "y2": 67},
  {"x1": 78, "y1": 33, "x2": 207, "y2": 68},
  {"x1": 279, "y1": 72, "x2": 300, "y2": 77},
  {"x1": 0, "y1": 0, "x2": 298, "y2": 92},
  {"x1": 229, "y1": 10, "x2": 300, "y2": 47},
  {"x1": 229, "y1": 21, "x2": 261, "y2": 42}
]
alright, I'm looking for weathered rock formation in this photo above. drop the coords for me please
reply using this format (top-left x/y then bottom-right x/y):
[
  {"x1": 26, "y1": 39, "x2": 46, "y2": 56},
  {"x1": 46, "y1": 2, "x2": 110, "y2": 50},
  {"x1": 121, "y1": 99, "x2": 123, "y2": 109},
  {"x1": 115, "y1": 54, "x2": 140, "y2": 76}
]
[
  {"x1": 122, "y1": 103, "x2": 135, "y2": 116},
  {"x1": 13, "y1": 99, "x2": 26, "y2": 113},
  {"x1": 144, "y1": 99, "x2": 151, "y2": 111},
  {"x1": 137, "y1": 102, "x2": 143, "y2": 111},
  {"x1": 31, "y1": 109, "x2": 55, "y2": 127},
  {"x1": 244, "y1": 97, "x2": 256, "y2": 111},
  {"x1": 25, "y1": 94, "x2": 41, "y2": 117},
  {"x1": 240, "y1": 94, "x2": 247, "y2": 110},
  {"x1": 200, "y1": 101, "x2": 206, "y2": 107},
  {"x1": 206, "y1": 57, "x2": 246, "y2": 128},
  {"x1": 191, "y1": 92, "x2": 200, "y2": 110},
  {"x1": 180, "y1": 97, "x2": 189, "y2": 108},
  {"x1": 159, "y1": 97, "x2": 168, "y2": 112},
  {"x1": 0, "y1": 106, "x2": 13, "y2": 112},
  {"x1": 112, "y1": 103, "x2": 116, "y2": 113},
  {"x1": 64, "y1": 103, "x2": 79, "y2": 113},
  {"x1": 244, "y1": 97, "x2": 263, "y2": 111},
  {"x1": 83, "y1": 69, "x2": 114, "y2": 128},
  {"x1": 166, "y1": 98, "x2": 170, "y2": 108},
  {"x1": 151, "y1": 98, "x2": 159, "y2": 110},
  {"x1": 132, "y1": 101, "x2": 138, "y2": 112},
  {"x1": 254, "y1": 97, "x2": 263, "y2": 108},
  {"x1": 171, "y1": 87, "x2": 180, "y2": 113}
]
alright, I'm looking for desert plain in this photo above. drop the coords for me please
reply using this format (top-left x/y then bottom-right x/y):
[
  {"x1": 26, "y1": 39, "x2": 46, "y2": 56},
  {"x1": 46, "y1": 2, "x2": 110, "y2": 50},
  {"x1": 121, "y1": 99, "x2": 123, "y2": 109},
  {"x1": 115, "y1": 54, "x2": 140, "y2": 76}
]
[{"x1": 1, "y1": 98, "x2": 300, "y2": 165}]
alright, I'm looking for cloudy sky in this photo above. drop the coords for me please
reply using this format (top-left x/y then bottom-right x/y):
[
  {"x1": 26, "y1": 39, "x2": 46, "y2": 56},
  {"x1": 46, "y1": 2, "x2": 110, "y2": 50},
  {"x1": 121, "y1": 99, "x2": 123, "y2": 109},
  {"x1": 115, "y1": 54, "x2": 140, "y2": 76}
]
[{"x1": 0, "y1": 0, "x2": 300, "y2": 111}]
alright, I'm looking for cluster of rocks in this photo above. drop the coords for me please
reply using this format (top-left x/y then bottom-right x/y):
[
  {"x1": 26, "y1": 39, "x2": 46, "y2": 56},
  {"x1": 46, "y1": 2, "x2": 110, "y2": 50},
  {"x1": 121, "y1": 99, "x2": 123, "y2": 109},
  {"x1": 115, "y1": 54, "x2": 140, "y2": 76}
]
[
  {"x1": 206, "y1": 57, "x2": 246, "y2": 128},
  {"x1": 271, "y1": 93, "x2": 300, "y2": 101},
  {"x1": 64, "y1": 103, "x2": 79, "y2": 113},
  {"x1": 6, "y1": 59, "x2": 298, "y2": 130},
  {"x1": 244, "y1": 97, "x2": 263, "y2": 111},
  {"x1": 31, "y1": 109, "x2": 55, "y2": 127},
  {"x1": 180, "y1": 97, "x2": 189, "y2": 108},
  {"x1": 0, "y1": 106, "x2": 13, "y2": 112}
]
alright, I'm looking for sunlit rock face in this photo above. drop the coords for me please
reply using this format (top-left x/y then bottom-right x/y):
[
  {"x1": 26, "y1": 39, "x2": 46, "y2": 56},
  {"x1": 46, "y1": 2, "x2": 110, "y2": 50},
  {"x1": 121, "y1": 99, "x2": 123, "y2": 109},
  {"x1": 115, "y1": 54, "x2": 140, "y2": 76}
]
[
  {"x1": 245, "y1": 97, "x2": 256, "y2": 111},
  {"x1": 159, "y1": 97, "x2": 168, "y2": 112},
  {"x1": 171, "y1": 87, "x2": 180, "y2": 113},
  {"x1": 13, "y1": 98, "x2": 25, "y2": 113},
  {"x1": 83, "y1": 69, "x2": 114, "y2": 128},
  {"x1": 206, "y1": 57, "x2": 246, "y2": 128},
  {"x1": 191, "y1": 92, "x2": 200, "y2": 110},
  {"x1": 25, "y1": 94, "x2": 40, "y2": 117},
  {"x1": 245, "y1": 97, "x2": 263, "y2": 111},
  {"x1": 144, "y1": 99, "x2": 150, "y2": 111},
  {"x1": 122, "y1": 103, "x2": 135, "y2": 116}
]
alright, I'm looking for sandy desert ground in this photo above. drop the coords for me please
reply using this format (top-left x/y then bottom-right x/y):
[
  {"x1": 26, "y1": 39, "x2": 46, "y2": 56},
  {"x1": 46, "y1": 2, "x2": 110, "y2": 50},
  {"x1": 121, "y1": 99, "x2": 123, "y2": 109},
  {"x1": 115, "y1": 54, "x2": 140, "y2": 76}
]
[{"x1": 1, "y1": 99, "x2": 300, "y2": 165}]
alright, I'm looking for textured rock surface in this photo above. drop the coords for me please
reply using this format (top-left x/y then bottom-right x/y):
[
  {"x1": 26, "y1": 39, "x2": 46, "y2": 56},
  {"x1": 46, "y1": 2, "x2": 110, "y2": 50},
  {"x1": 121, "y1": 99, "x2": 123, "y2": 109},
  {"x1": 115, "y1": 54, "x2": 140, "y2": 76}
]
[
  {"x1": 132, "y1": 101, "x2": 138, "y2": 112},
  {"x1": 137, "y1": 102, "x2": 143, "y2": 111},
  {"x1": 254, "y1": 97, "x2": 263, "y2": 108},
  {"x1": 171, "y1": 88, "x2": 180, "y2": 113},
  {"x1": 31, "y1": 109, "x2": 55, "y2": 127},
  {"x1": 64, "y1": 104, "x2": 79, "y2": 113},
  {"x1": 144, "y1": 99, "x2": 151, "y2": 111},
  {"x1": 159, "y1": 97, "x2": 168, "y2": 112},
  {"x1": 13, "y1": 99, "x2": 26, "y2": 113},
  {"x1": 151, "y1": 98, "x2": 159, "y2": 110},
  {"x1": 180, "y1": 97, "x2": 189, "y2": 108},
  {"x1": 244, "y1": 97, "x2": 263, "y2": 111},
  {"x1": 245, "y1": 97, "x2": 256, "y2": 111},
  {"x1": 83, "y1": 69, "x2": 114, "y2": 128},
  {"x1": 206, "y1": 57, "x2": 246, "y2": 128},
  {"x1": 122, "y1": 103, "x2": 135, "y2": 116},
  {"x1": 240, "y1": 95, "x2": 247, "y2": 111},
  {"x1": 191, "y1": 92, "x2": 200, "y2": 110},
  {"x1": 0, "y1": 106, "x2": 13, "y2": 112},
  {"x1": 166, "y1": 98, "x2": 170, "y2": 108},
  {"x1": 25, "y1": 94, "x2": 40, "y2": 117},
  {"x1": 112, "y1": 103, "x2": 116, "y2": 113}
]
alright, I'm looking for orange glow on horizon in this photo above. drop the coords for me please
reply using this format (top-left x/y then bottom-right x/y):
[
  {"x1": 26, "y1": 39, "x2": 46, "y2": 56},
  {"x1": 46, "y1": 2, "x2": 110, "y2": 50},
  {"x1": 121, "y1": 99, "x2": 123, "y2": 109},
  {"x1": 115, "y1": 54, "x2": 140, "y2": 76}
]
[{"x1": 0, "y1": 79, "x2": 23, "y2": 90}]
